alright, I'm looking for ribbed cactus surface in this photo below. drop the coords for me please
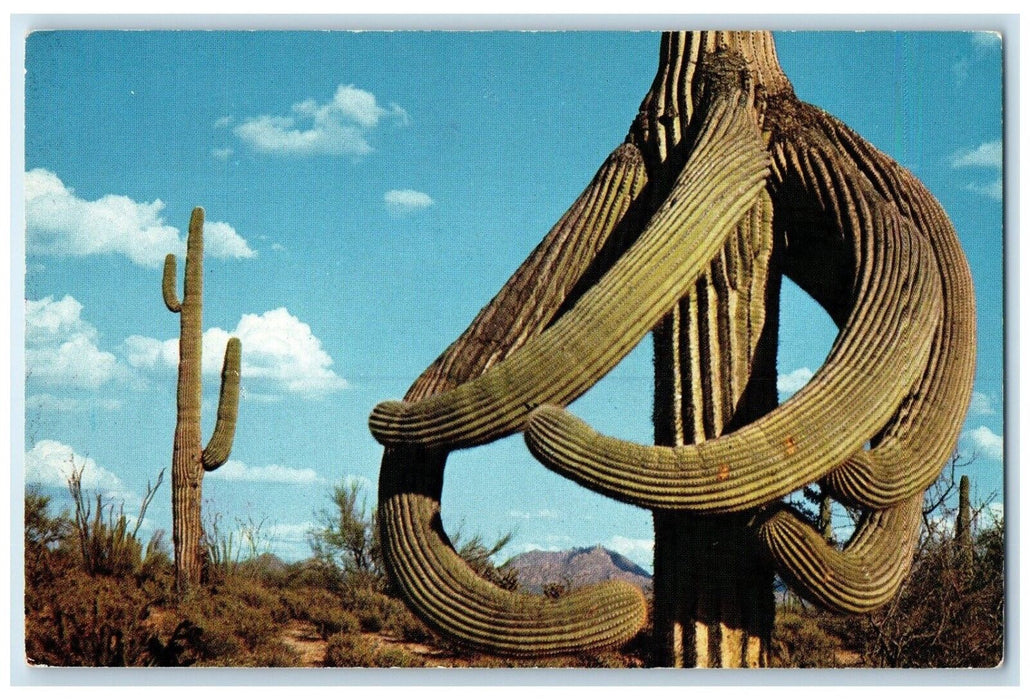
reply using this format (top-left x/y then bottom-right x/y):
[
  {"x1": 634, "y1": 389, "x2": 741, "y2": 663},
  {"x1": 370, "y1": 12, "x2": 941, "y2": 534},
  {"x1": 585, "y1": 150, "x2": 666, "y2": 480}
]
[
  {"x1": 165, "y1": 207, "x2": 242, "y2": 593},
  {"x1": 369, "y1": 32, "x2": 976, "y2": 665}
]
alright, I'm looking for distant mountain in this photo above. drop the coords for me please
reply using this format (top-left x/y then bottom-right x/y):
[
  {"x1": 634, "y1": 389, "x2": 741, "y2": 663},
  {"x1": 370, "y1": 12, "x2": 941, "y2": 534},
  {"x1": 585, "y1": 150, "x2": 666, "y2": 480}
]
[{"x1": 503, "y1": 545, "x2": 653, "y2": 594}]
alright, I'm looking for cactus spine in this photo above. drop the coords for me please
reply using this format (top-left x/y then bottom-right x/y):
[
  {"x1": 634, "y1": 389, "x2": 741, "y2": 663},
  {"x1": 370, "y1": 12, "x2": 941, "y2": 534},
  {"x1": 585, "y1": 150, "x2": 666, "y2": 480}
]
[
  {"x1": 164, "y1": 207, "x2": 241, "y2": 593},
  {"x1": 369, "y1": 32, "x2": 975, "y2": 665}
]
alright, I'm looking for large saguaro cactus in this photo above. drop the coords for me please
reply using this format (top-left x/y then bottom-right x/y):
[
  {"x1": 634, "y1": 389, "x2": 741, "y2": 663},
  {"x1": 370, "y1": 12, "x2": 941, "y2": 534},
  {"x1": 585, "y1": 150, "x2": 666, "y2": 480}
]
[
  {"x1": 164, "y1": 207, "x2": 242, "y2": 593},
  {"x1": 369, "y1": 32, "x2": 976, "y2": 666}
]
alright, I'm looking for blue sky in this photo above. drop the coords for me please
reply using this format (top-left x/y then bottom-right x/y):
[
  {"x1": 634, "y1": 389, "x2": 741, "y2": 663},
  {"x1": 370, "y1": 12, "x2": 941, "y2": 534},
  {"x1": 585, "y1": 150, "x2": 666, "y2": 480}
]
[{"x1": 20, "y1": 30, "x2": 1004, "y2": 570}]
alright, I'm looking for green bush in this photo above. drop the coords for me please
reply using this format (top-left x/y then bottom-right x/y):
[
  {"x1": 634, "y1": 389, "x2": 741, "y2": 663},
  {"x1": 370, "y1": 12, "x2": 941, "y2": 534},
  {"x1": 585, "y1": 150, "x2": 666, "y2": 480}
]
[
  {"x1": 24, "y1": 489, "x2": 76, "y2": 588},
  {"x1": 384, "y1": 603, "x2": 435, "y2": 644},
  {"x1": 323, "y1": 632, "x2": 420, "y2": 668},
  {"x1": 277, "y1": 587, "x2": 358, "y2": 640},
  {"x1": 25, "y1": 572, "x2": 159, "y2": 666},
  {"x1": 342, "y1": 586, "x2": 397, "y2": 632},
  {"x1": 166, "y1": 580, "x2": 298, "y2": 666},
  {"x1": 66, "y1": 466, "x2": 164, "y2": 578},
  {"x1": 771, "y1": 609, "x2": 844, "y2": 668}
]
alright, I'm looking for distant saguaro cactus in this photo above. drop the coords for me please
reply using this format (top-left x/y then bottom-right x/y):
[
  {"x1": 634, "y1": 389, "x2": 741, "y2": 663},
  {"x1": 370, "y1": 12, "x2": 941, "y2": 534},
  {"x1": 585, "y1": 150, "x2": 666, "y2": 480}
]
[
  {"x1": 163, "y1": 207, "x2": 242, "y2": 593},
  {"x1": 369, "y1": 32, "x2": 976, "y2": 666},
  {"x1": 956, "y1": 476, "x2": 972, "y2": 546},
  {"x1": 956, "y1": 474, "x2": 973, "y2": 574}
]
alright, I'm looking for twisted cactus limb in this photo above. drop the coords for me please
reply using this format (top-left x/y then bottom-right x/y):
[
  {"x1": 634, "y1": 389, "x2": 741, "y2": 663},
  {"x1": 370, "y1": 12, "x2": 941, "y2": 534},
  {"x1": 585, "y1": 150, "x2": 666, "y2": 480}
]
[
  {"x1": 523, "y1": 112, "x2": 945, "y2": 513},
  {"x1": 377, "y1": 142, "x2": 653, "y2": 656},
  {"x1": 755, "y1": 494, "x2": 923, "y2": 613},
  {"x1": 370, "y1": 81, "x2": 772, "y2": 449},
  {"x1": 370, "y1": 31, "x2": 975, "y2": 665},
  {"x1": 164, "y1": 207, "x2": 242, "y2": 593}
]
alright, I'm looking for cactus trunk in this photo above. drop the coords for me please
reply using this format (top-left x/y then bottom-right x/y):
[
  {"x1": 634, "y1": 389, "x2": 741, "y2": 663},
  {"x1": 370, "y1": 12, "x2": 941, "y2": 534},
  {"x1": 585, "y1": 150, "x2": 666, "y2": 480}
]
[
  {"x1": 649, "y1": 157, "x2": 782, "y2": 665},
  {"x1": 653, "y1": 512, "x2": 775, "y2": 667},
  {"x1": 165, "y1": 208, "x2": 241, "y2": 594}
]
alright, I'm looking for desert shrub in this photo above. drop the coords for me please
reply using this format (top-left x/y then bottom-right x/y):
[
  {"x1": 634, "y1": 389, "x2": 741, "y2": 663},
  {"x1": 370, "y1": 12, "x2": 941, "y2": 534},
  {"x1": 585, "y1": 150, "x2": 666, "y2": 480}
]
[
  {"x1": 771, "y1": 609, "x2": 845, "y2": 668},
  {"x1": 238, "y1": 553, "x2": 290, "y2": 587},
  {"x1": 202, "y1": 510, "x2": 276, "y2": 585},
  {"x1": 278, "y1": 587, "x2": 314, "y2": 619},
  {"x1": 245, "y1": 642, "x2": 304, "y2": 668},
  {"x1": 309, "y1": 480, "x2": 518, "y2": 595},
  {"x1": 66, "y1": 465, "x2": 164, "y2": 578},
  {"x1": 455, "y1": 533, "x2": 519, "y2": 591},
  {"x1": 323, "y1": 632, "x2": 420, "y2": 668},
  {"x1": 848, "y1": 515, "x2": 1004, "y2": 668},
  {"x1": 541, "y1": 581, "x2": 571, "y2": 599},
  {"x1": 309, "y1": 481, "x2": 384, "y2": 592},
  {"x1": 278, "y1": 586, "x2": 361, "y2": 639},
  {"x1": 24, "y1": 489, "x2": 76, "y2": 587},
  {"x1": 25, "y1": 572, "x2": 159, "y2": 666},
  {"x1": 222, "y1": 576, "x2": 290, "y2": 624},
  {"x1": 165, "y1": 580, "x2": 297, "y2": 666},
  {"x1": 137, "y1": 532, "x2": 174, "y2": 584},
  {"x1": 322, "y1": 632, "x2": 372, "y2": 667},
  {"x1": 357, "y1": 608, "x2": 385, "y2": 633},
  {"x1": 311, "y1": 607, "x2": 362, "y2": 640},
  {"x1": 341, "y1": 586, "x2": 390, "y2": 632},
  {"x1": 384, "y1": 603, "x2": 435, "y2": 644},
  {"x1": 282, "y1": 558, "x2": 345, "y2": 592},
  {"x1": 775, "y1": 465, "x2": 1004, "y2": 669}
]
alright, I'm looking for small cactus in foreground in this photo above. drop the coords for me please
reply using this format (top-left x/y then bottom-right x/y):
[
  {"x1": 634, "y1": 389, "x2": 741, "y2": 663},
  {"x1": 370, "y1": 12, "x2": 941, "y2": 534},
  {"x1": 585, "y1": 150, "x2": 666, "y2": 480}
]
[{"x1": 164, "y1": 207, "x2": 241, "y2": 593}]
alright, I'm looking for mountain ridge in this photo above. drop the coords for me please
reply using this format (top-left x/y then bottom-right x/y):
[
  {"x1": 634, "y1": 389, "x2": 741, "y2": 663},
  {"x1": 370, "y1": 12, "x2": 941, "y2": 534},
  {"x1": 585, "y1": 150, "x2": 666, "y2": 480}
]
[{"x1": 503, "y1": 545, "x2": 653, "y2": 594}]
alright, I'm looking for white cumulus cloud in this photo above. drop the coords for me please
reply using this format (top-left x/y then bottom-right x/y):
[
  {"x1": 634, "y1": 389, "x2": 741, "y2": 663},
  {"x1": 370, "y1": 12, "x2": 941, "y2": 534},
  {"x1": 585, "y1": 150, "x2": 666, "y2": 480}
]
[
  {"x1": 26, "y1": 394, "x2": 122, "y2": 412},
  {"x1": 25, "y1": 295, "x2": 129, "y2": 388},
  {"x1": 507, "y1": 509, "x2": 561, "y2": 520},
  {"x1": 964, "y1": 179, "x2": 1003, "y2": 201},
  {"x1": 950, "y1": 140, "x2": 1002, "y2": 170},
  {"x1": 962, "y1": 425, "x2": 1004, "y2": 461},
  {"x1": 606, "y1": 535, "x2": 654, "y2": 570},
  {"x1": 263, "y1": 521, "x2": 320, "y2": 560},
  {"x1": 384, "y1": 189, "x2": 434, "y2": 216},
  {"x1": 125, "y1": 307, "x2": 346, "y2": 396},
  {"x1": 235, "y1": 85, "x2": 407, "y2": 156},
  {"x1": 970, "y1": 391, "x2": 997, "y2": 416},
  {"x1": 206, "y1": 459, "x2": 324, "y2": 484},
  {"x1": 25, "y1": 440, "x2": 132, "y2": 500},
  {"x1": 25, "y1": 169, "x2": 255, "y2": 267},
  {"x1": 777, "y1": 367, "x2": 814, "y2": 397},
  {"x1": 950, "y1": 141, "x2": 1003, "y2": 201}
]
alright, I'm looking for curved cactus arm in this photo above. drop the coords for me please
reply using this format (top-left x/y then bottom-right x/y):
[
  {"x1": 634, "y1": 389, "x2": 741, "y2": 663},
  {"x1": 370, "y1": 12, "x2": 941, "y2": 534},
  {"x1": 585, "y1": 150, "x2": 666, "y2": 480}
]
[
  {"x1": 379, "y1": 482, "x2": 647, "y2": 657},
  {"x1": 202, "y1": 337, "x2": 241, "y2": 471},
  {"x1": 807, "y1": 117, "x2": 977, "y2": 509},
  {"x1": 409, "y1": 141, "x2": 650, "y2": 399},
  {"x1": 753, "y1": 495, "x2": 922, "y2": 614},
  {"x1": 162, "y1": 254, "x2": 182, "y2": 312},
  {"x1": 374, "y1": 141, "x2": 655, "y2": 658},
  {"x1": 523, "y1": 190, "x2": 941, "y2": 513},
  {"x1": 370, "y1": 85, "x2": 772, "y2": 450}
]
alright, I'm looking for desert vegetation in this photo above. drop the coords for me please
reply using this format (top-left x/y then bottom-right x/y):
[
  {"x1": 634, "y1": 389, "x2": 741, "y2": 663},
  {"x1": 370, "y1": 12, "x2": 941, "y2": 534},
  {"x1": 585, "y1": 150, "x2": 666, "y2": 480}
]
[
  {"x1": 25, "y1": 458, "x2": 1001, "y2": 668},
  {"x1": 770, "y1": 461, "x2": 1003, "y2": 668}
]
